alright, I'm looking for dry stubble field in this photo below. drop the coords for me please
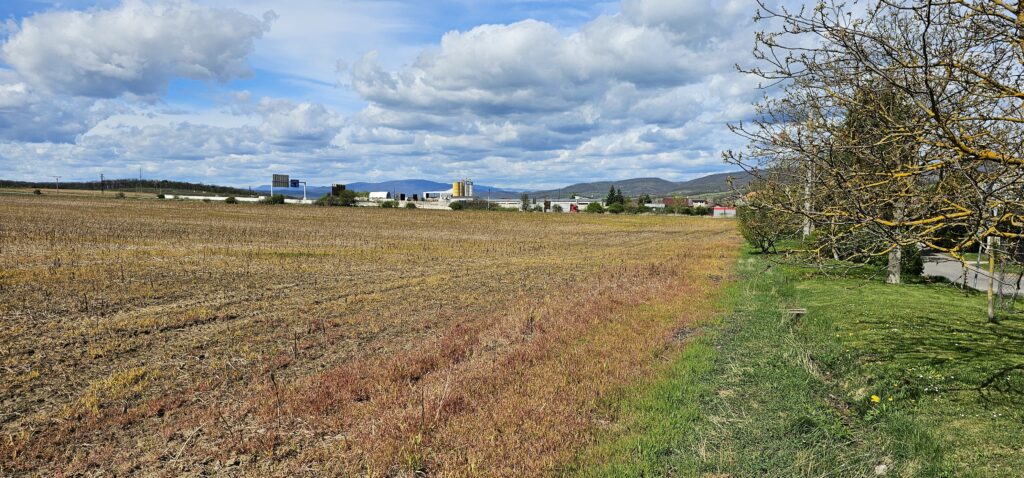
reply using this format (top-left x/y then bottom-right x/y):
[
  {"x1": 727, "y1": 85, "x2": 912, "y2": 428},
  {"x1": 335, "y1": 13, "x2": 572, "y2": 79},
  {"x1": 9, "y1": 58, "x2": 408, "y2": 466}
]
[{"x1": 0, "y1": 194, "x2": 739, "y2": 476}]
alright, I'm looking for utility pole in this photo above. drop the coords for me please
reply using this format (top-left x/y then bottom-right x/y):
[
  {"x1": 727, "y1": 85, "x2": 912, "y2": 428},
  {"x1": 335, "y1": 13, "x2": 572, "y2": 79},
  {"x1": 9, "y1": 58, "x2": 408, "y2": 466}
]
[
  {"x1": 53, "y1": 176, "x2": 61, "y2": 193},
  {"x1": 100, "y1": 173, "x2": 105, "y2": 194}
]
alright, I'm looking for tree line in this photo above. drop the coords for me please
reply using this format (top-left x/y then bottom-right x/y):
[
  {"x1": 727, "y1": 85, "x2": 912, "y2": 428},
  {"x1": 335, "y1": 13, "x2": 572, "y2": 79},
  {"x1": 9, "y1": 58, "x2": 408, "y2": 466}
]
[{"x1": 729, "y1": 0, "x2": 1024, "y2": 321}]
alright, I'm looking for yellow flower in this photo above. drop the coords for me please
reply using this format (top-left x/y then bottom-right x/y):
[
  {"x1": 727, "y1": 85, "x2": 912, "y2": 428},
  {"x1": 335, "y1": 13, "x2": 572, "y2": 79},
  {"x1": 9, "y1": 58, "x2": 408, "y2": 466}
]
[{"x1": 871, "y1": 395, "x2": 881, "y2": 403}]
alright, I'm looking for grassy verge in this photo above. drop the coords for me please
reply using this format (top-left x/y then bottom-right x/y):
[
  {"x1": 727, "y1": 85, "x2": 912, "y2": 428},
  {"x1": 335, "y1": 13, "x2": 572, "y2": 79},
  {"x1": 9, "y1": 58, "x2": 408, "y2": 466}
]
[{"x1": 576, "y1": 252, "x2": 1024, "y2": 477}]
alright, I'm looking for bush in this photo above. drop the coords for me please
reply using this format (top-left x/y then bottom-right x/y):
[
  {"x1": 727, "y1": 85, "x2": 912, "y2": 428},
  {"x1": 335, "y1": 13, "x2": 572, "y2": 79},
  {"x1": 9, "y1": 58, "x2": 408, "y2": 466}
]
[
  {"x1": 868, "y1": 245, "x2": 924, "y2": 277},
  {"x1": 155, "y1": 193, "x2": 165, "y2": 199},
  {"x1": 531, "y1": 205, "x2": 544, "y2": 212},
  {"x1": 115, "y1": 192, "x2": 126, "y2": 199},
  {"x1": 902, "y1": 245, "x2": 924, "y2": 277},
  {"x1": 380, "y1": 200, "x2": 398, "y2": 208},
  {"x1": 450, "y1": 199, "x2": 495, "y2": 211},
  {"x1": 316, "y1": 190, "x2": 358, "y2": 207},
  {"x1": 737, "y1": 205, "x2": 799, "y2": 254},
  {"x1": 692, "y1": 206, "x2": 709, "y2": 216},
  {"x1": 225, "y1": 196, "x2": 238, "y2": 204},
  {"x1": 607, "y1": 203, "x2": 625, "y2": 214},
  {"x1": 32, "y1": 189, "x2": 42, "y2": 195},
  {"x1": 551, "y1": 204, "x2": 564, "y2": 213},
  {"x1": 405, "y1": 202, "x2": 417, "y2": 209},
  {"x1": 262, "y1": 194, "x2": 286, "y2": 205}
]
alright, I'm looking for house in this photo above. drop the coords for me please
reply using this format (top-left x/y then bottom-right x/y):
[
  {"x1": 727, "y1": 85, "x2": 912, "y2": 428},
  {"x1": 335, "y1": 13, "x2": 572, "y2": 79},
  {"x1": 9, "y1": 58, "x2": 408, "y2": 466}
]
[
  {"x1": 663, "y1": 197, "x2": 710, "y2": 208},
  {"x1": 368, "y1": 191, "x2": 392, "y2": 201},
  {"x1": 712, "y1": 206, "x2": 737, "y2": 218}
]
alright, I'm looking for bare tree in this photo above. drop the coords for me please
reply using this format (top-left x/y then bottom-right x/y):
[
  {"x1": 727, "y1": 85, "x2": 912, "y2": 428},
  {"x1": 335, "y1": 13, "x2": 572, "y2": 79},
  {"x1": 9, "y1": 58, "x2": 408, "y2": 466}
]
[{"x1": 729, "y1": 0, "x2": 1024, "y2": 318}]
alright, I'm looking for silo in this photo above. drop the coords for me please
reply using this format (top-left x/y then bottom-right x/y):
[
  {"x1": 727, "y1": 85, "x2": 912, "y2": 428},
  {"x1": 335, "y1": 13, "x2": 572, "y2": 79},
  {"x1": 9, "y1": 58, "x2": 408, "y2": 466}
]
[
  {"x1": 464, "y1": 180, "x2": 473, "y2": 197},
  {"x1": 453, "y1": 181, "x2": 462, "y2": 197}
]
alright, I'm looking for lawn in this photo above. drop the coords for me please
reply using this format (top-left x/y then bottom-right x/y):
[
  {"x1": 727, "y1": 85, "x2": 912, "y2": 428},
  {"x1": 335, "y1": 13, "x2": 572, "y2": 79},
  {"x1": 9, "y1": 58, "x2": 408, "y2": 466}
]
[{"x1": 578, "y1": 252, "x2": 1024, "y2": 477}]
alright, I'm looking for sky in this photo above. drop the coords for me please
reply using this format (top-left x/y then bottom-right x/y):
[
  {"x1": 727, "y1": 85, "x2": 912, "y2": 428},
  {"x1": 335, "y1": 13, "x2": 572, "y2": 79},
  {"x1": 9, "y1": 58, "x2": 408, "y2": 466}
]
[{"x1": 0, "y1": 0, "x2": 776, "y2": 189}]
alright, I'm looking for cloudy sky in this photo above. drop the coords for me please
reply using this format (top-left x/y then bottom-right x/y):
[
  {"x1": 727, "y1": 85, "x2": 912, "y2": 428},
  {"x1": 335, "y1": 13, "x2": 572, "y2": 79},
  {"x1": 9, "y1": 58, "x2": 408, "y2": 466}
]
[{"x1": 0, "y1": 0, "x2": 772, "y2": 189}]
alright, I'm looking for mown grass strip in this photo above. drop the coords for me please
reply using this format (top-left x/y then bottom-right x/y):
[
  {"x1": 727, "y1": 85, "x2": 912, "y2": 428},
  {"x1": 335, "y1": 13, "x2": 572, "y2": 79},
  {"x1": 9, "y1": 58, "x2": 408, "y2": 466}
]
[{"x1": 578, "y1": 251, "x2": 1024, "y2": 477}]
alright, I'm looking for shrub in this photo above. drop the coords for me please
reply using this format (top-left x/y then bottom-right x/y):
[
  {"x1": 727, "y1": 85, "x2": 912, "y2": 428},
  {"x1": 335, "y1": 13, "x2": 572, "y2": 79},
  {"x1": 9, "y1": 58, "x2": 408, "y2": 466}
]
[
  {"x1": 115, "y1": 192, "x2": 126, "y2": 200},
  {"x1": 585, "y1": 202, "x2": 605, "y2": 214},
  {"x1": 32, "y1": 189, "x2": 42, "y2": 195},
  {"x1": 531, "y1": 205, "x2": 544, "y2": 212},
  {"x1": 405, "y1": 202, "x2": 417, "y2": 209},
  {"x1": 316, "y1": 190, "x2": 358, "y2": 207},
  {"x1": 225, "y1": 196, "x2": 238, "y2": 204},
  {"x1": 692, "y1": 206, "x2": 709, "y2": 216},
  {"x1": 380, "y1": 200, "x2": 398, "y2": 208},
  {"x1": 737, "y1": 205, "x2": 799, "y2": 254},
  {"x1": 155, "y1": 193, "x2": 165, "y2": 199},
  {"x1": 902, "y1": 245, "x2": 924, "y2": 277},
  {"x1": 551, "y1": 204, "x2": 564, "y2": 213},
  {"x1": 607, "y1": 203, "x2": 625, "y2": 214},
  {"x1": 867, "y1": 245, "x2": 924, "y2": 277},
  {"x1": 262, "y1": 194, "x2": 286, "y2": 205},
  {"x1": 450, "y1": 199, "x2": 494, "y2": 211}
]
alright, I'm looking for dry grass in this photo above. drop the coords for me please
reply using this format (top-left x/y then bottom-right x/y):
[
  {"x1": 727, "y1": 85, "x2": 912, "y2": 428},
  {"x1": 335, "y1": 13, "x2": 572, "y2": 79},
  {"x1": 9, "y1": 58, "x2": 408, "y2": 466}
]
[{"x1": 0, "y1": 194, "x2": 739, "y2": 476}]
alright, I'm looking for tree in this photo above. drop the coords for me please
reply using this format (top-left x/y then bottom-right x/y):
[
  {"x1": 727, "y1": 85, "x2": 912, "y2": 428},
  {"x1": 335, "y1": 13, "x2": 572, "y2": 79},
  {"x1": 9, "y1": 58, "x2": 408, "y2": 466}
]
[
  {"x1": 605, "y1": 186, "x2": 617, "y2": 206},
  {"x1": 585, "y1": 202, "x2": 605, "y2": 214},
  {"x1": 607, "y1": 203, "x2": 625, "y2": 214},
  {"x1": 737, "y1": 181, "x2": 801, "y2": 253},
  {"x1": 737, "y1": 0, "x2": 1024, "y2": 317},
  {"x1": 520, "y1": 193, "x2": 530, "y2": 212}
]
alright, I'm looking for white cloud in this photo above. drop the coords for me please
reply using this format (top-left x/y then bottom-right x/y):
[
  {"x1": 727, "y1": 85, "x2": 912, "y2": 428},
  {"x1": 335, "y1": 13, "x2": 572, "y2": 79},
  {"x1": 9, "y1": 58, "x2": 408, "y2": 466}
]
[
  {"x1": 256, "y1": 98, "x2": 343, "y2": 146},
  {"x1": 1, "y1": 0, "x2": 273, "y2": 98},
  {"x1": 0, "y1": 0, "x2": 780, "y2": 188}
]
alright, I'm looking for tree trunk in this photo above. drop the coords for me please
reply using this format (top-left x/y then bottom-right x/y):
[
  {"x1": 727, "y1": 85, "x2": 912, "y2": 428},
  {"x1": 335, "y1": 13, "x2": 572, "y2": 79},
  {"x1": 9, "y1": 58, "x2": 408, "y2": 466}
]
[{"x1": 887, "y1": 246, "x2": 902, "y2": 284}]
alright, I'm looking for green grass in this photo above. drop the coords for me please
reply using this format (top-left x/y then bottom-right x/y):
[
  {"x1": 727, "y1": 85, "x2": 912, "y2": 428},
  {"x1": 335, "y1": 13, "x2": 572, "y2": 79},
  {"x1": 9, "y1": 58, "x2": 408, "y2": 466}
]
[{"x1": 575, "y1": 252, "x2": 1024, "y2": 477}]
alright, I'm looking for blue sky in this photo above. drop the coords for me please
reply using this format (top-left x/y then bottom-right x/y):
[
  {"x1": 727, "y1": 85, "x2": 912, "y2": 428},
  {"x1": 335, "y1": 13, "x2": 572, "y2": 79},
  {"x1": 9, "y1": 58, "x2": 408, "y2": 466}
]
[{"x1": 0, "y1": 0, "x2": 768, "y2": 189}]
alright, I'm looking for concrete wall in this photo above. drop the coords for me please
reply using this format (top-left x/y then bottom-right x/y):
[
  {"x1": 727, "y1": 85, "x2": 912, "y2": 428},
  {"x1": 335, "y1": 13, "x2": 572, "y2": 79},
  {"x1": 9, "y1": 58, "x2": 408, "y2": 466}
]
[{"x1": 164, "y1": 195, "x2": 313, "y2": 205}]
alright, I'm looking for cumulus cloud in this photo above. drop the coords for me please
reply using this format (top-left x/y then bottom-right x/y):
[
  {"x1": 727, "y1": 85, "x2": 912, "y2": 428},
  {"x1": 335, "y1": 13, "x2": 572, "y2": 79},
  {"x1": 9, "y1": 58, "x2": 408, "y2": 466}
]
[
  {"x1": 341, "y1": 0, "x2": 765, "y2": 185},
  {"x1": 256, "y1": 98, "x2": 343, "y2": 146},
  {"x1": 0, "y1": 0, "x2": 779, "y2": 188},
  {"x1": 0, "y1": 71, "x2": 128, "y2": 142},
  {"x1": 1, "y1": 0, "x2": 273, "y2": 98}
]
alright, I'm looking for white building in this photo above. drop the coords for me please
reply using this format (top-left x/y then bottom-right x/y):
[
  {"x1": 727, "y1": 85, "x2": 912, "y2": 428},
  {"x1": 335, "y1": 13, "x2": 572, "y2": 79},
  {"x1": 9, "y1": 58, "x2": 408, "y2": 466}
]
[
  {"x1": 368, "y1": 191, "x2": 392, "y2": 201},
  {"x1": 712, "y1": 206, "x2": 737, "y2": 218}
]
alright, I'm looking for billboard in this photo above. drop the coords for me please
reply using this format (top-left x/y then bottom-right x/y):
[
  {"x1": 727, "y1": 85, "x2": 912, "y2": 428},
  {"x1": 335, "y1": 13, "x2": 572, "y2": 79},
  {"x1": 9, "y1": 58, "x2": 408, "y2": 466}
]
[{"x1": 272, "y1": 174, "x2": 290, "y2": 188}]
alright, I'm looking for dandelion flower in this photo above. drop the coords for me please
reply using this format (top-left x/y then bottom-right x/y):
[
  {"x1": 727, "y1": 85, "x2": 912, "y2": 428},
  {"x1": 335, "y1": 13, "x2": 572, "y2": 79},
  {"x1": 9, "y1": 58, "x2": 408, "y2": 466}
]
[{"x1": 871, "y1": 395, "x2": 881, "y2": 403}]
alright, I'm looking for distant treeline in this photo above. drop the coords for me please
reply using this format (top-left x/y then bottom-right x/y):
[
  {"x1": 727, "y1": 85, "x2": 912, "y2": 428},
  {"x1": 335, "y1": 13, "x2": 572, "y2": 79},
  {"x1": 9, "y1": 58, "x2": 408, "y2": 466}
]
[{"x1": 0, "y1": 179, "x2": 255, "y2": 196}]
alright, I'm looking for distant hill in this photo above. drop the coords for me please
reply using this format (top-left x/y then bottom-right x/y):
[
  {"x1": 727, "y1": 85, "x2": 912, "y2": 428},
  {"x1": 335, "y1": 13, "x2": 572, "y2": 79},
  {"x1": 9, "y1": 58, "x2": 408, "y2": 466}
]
[
  {"x1": 530, "y1": 171, "x2": 752, "y2": 198},
  {"x1": 0, "y1": 179, "x2": 256, "y2": 197},
  {"x1": 255, "y1": 179, "x2": 521, "y2": 199}
]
